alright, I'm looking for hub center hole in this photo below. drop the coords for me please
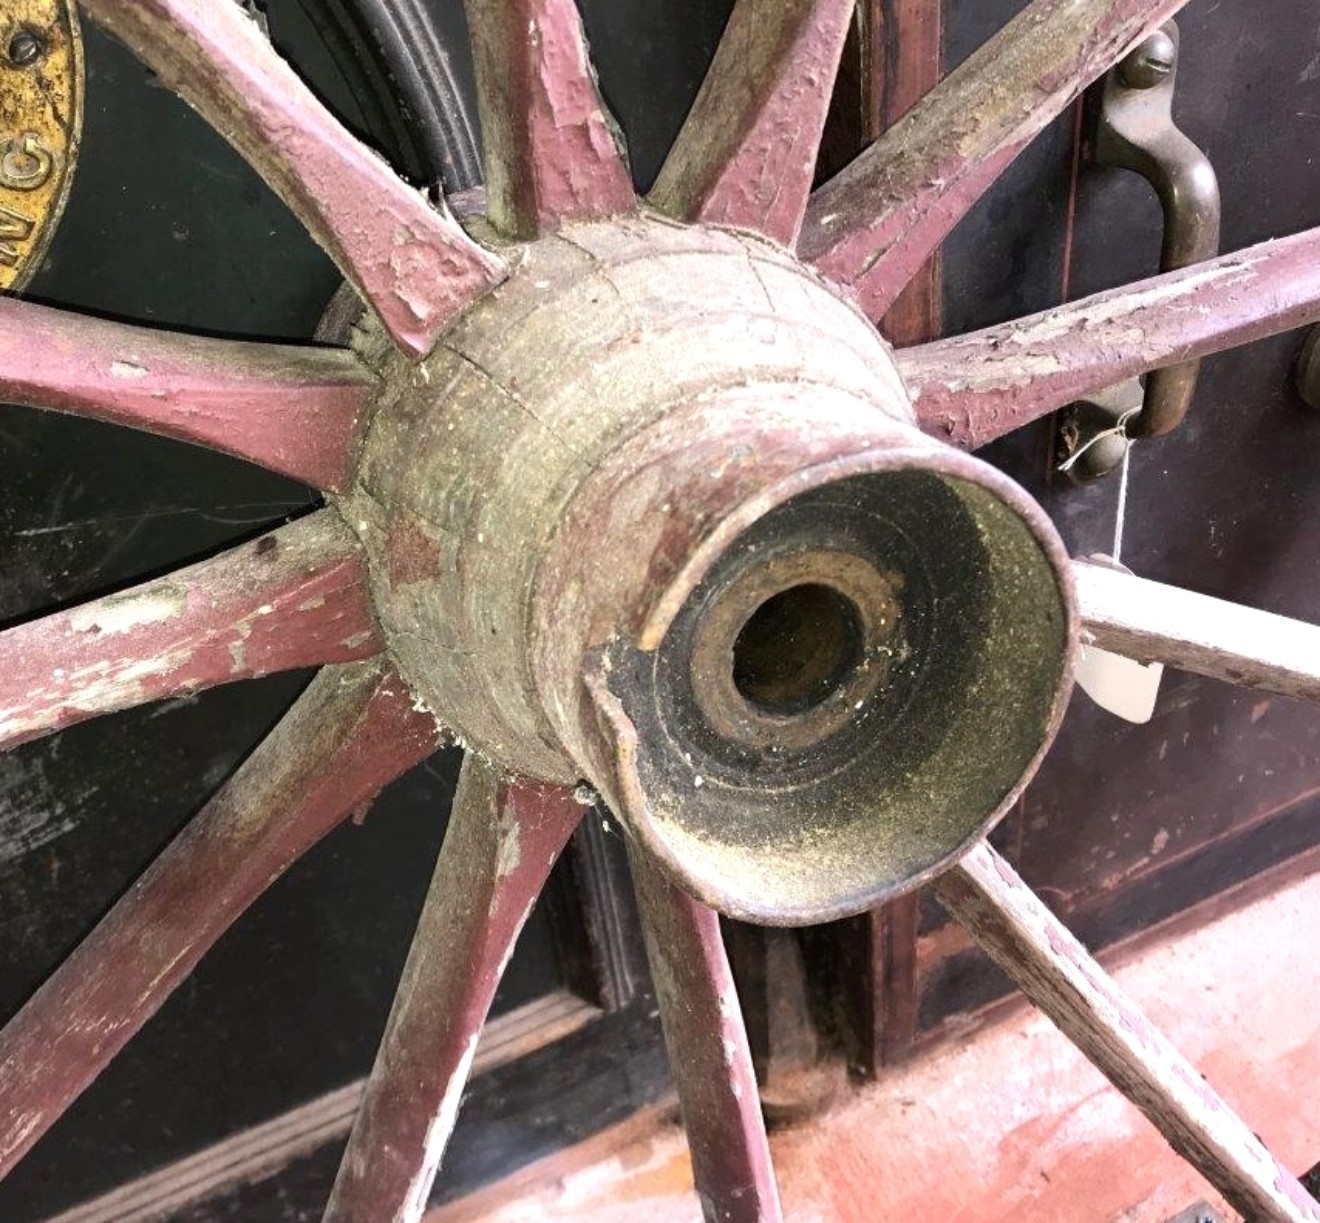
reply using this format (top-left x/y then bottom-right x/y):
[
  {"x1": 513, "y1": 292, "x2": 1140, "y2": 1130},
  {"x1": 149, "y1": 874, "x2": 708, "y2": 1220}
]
[{"x1": 731, "y1": 583, "x2": 864, "y2": 716}]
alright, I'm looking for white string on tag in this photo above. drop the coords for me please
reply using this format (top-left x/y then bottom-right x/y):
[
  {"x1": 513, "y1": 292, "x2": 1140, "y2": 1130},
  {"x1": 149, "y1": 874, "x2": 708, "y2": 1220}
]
[
  {"x1": 1112, "y1": 429, "x2": 1132, "y2": 566},
  {"x1": 1068, "y1": 409, "x2": 1163, "y2": 723}
]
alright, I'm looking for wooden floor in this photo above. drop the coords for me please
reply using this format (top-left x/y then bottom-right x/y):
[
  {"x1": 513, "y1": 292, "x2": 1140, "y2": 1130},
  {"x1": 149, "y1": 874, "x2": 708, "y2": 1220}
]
[{"x1": 430, "y1": 851, "x2": 1320, "y2": 1223}]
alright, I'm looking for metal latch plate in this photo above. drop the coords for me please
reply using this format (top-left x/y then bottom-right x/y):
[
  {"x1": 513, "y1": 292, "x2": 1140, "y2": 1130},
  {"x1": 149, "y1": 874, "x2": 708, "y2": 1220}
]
[{"x1": 0, "y1": 0, "x2": 83, "y2": 292}]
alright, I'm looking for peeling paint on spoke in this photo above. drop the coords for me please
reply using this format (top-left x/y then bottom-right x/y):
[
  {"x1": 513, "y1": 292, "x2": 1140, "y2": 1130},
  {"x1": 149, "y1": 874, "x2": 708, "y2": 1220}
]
[
  {"x1": 0, "y1": 297, "x2": 375, "y2": 490},
  {"x1": 324, "y1": 761, "x2": 584, "y2": 1223},
  {"x1": 936, "y1": 842, "x2": 1320, "y2": 1223},
  {"x1": 648, "y1": 0, "x2": 853, "y2": 246},
  {"x1": 78, "y1": 0, "x2": 505, "y2": 358},
  {"x1": 0, "y1": 660, "x2": 441, "y2": 1178},
  {"x1": 0, "y1": 510, "x2": 380, "y2": 751},
  {"x1": 631, "y1": 850, "x2": 784, "y2": 1223},
  {"x1": 896, "y1": 228, "x2": 1320, "y2": 449},
  {"x1": 464, "y1": 0, "x2": 635, "y2": 237},
  {"x1": 1074, "y1": 560, "x2": 1320, "y2": 704},
  {"x1": 801, "y1": 0, "x2": 1188, "y2": 319}
]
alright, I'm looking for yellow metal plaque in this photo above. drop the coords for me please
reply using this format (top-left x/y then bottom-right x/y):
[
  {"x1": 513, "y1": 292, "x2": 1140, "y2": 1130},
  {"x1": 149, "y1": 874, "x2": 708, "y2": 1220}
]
[{"x1": 0, "y1": 0, "x2": 82, "y2": 292}]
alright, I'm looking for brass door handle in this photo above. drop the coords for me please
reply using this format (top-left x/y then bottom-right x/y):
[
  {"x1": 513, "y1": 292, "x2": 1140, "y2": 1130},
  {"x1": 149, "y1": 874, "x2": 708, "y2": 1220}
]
[
  {"x1": 1096, "y1": 21, "x2": 1221, "y2": 438},
  {"x1": 1060, "y1": 22, "x2": 1220, "y2": 478}
]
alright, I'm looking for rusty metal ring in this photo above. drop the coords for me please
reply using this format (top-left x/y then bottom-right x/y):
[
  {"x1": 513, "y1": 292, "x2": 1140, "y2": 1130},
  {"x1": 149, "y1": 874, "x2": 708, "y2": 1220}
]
[{"x1": 687, "y1": 548, "x2": 903, "y2": 754}]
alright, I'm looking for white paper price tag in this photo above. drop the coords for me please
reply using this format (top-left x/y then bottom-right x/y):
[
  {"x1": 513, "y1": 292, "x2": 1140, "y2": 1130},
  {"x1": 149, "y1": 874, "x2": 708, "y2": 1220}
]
[
  {"x1": 1076, "y1": 641, "x2": 1163, "y2": 724},
  {"x1": 1074, "y1": 553, "x2": 1164, "y2": 724}
]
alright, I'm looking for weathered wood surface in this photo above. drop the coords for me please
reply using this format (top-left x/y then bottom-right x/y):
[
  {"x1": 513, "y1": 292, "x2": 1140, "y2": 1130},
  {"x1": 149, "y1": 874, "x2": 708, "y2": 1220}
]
[
  {"x1": 1074, "y1": 559, "x2": 1320, "y2": 704},
  {"x1": 631, "y1": 850, "x2": 783, "y2": 1223},
  {"x1": 0, "y1": 510, "x2": 381, "y2": 751},
  {"x1": 464, "y1": 0, "x2": 634, "y2": 238},
  {"x1": 0, "y1": 297, "x2": 374, "y2": 490},
  {"x1": 0, "y1": 660, "x2": 442, "y2": 1178},
  {"x1": 801, "y1": 0, "x2": 1188, "y2": 319},
  {"x1": 359, "y1": 220, "x2": 907, "y2": 787},
  {"x1": 648, "y1": 0, "x2": 854, "y2": 246},
  {"x1": 324, "y1": 760, "x2": 584, "y2": 1223},
  {"x1": 897, "y1": 227, "x2": 1320, "y2": 449},
  {"x1": 79, "y1": 0, "x2": 505, "y2": 358},
  {"x1": 935, "y1": 841, "x2": 1320, "y2": 1223}
]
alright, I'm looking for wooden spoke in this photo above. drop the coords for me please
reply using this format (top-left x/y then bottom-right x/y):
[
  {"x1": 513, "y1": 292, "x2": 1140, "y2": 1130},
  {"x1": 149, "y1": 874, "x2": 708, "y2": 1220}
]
[
  {"x1": 0, "y1": 660, "x2": 442, "y2": 1178},
  {"x1": 648, "y1": 0, "x2": 854, "y2": 246},
  {"x1": 324, "y1": 760, "x2": 583, "y2": 1222},
  {"x1": 0, "y1": 510, "x2": 380, "y2": 751},
  {"x1": 79, "y1": 0, "x2": 505, "y2": 358},
  {"x1": 897, "y1": 227, "x2": 1320, "y2": 449},
  {"x1": 630, "y1": 850, "x2": 784, "y2": 1223},
  {"x1": 464, "y1": 0, "x2": 635, "y2": 238},
  {"x1": 935, "y1": 842, "x2": 1320, "y2": 1223},
  {"x1": 0, "y1": 297, "x2": 375, "y2": 490},
  {"x1": 800, "y1": 0, "x2": 1188, "y2": 319},
  {"x1": 1074, "y1": 559, "x2": 1320, "y2": 704}
]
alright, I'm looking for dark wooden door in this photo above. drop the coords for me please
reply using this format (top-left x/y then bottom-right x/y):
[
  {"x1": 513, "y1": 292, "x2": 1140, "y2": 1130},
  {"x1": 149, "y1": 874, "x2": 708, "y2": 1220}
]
[{"x1": 859, "y1": 0, "x2": 1320, "y2": 1058}]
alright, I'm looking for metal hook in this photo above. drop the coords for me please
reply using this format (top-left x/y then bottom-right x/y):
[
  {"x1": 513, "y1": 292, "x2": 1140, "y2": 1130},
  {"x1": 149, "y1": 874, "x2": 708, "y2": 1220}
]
[{"x1": 1059, "y1": 21, "x2": 1221, "y2": 480}]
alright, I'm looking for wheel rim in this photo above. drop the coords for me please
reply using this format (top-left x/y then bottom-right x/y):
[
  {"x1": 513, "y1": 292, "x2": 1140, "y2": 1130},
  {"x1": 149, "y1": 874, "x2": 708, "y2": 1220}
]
[{"x1": 3, "y1": 1, "x2": 1320, "y2": 1220}]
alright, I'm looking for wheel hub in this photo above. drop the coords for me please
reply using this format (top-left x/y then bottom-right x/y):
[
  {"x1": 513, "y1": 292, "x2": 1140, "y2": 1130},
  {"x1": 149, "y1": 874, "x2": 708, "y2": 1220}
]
[{"x1": 344, "y1": 216, "x2": 1077, "y2": 922}]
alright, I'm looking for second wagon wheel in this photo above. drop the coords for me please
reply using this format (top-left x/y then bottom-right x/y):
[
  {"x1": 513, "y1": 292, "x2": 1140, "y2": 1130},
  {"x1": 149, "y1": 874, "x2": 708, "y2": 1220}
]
[{"x1": 4, "y1": 0, "x2": 1320, "y2": 1219}]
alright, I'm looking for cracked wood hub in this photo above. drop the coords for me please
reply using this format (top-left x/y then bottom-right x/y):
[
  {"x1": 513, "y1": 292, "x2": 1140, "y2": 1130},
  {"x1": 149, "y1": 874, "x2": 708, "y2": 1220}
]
[{"x1": 346, "y1": 216, "x2": 1076, "y2": 923}]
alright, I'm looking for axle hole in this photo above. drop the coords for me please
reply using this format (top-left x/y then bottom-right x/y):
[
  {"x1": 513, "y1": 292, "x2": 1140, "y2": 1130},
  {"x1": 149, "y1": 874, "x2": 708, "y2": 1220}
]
[{"x1": 732, "y1": 584, "x2": 864, "y2": 716}]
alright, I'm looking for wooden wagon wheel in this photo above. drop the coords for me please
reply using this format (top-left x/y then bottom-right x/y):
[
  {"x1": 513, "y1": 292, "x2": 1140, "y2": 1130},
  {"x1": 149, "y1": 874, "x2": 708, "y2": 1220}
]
[{"x1": 3, "y1": 1, "x2": 1320, "y2": 1219}]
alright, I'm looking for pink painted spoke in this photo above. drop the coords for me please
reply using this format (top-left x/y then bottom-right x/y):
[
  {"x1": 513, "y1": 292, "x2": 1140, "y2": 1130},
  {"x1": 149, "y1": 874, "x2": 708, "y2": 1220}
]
[
  {"x1": 0, "y1": 660, "x2": 441, "y2": 1178},
  {"x1": 648, "y1": 0, "x2": 853, "y2": 246},
  {"x1": 1074, "y1": 559, "x2": 1320, "y2": 703},
  {"x1": 630, "y1": 851, "x2": 783, "y2": 1223},
  {"x1": 464, "y1": 0, "x2": 635, "y2": 238},
  {"x1": 897, "y1": 227, "x2": 1320, "y2": 450},
  {"x1": 935, "y1": 842, "x2": 1320, "y2": 1223},
  {"x1": 0, "y1": 297, "x2": 374, "y2": 490},
  {"x1": 324, "y1": 762, "x2": 584, "y2": 1223},
  {"x1": 800, "y1": 0, "x2": 1188, "y2": 318},
  {"x1": 0, "y1": 511, "x2": 380, "y2": 751},
  {"x1": 80, "y1": 0, "x2": 504, "y2": 358}
]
